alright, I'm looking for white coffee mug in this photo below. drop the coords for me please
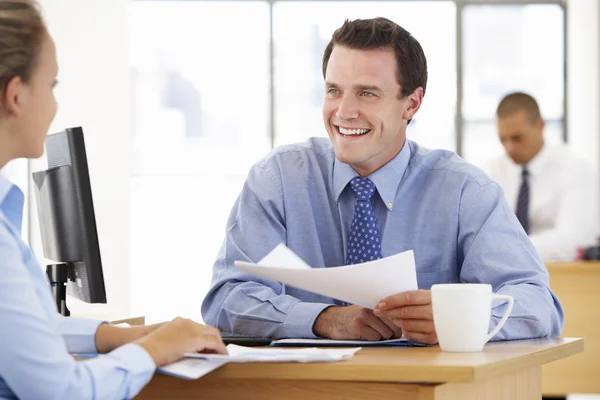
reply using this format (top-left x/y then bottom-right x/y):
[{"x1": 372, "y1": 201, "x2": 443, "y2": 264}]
[{"x1": 431, "y1": 283, "x2": 514, "y2": 352}]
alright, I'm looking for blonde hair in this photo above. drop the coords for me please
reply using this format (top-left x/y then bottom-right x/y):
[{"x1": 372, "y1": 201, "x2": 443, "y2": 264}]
[{"x1": 0, "y1": 0, "x2": 45, "y2": 93}]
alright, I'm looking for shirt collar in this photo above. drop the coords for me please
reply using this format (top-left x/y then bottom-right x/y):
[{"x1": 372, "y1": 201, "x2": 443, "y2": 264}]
[
  {"x1": 0, "y1": 172, "x2": 25, "y2": 234},
  {"x1": 332, "y1": 139, "x2": 412, "y2": 211},
  {"x1": 524, "y1": 142, "x2": 552, "y2": 177}
]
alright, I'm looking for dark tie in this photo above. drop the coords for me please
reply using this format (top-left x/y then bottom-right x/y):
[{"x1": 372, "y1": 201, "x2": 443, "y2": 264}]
[
  {"x1": 515, "y1": 167, "x2": 530, "y2": 234},
  {"x1": 346, "y1": 177, "x2": 383, "y2": 264}
]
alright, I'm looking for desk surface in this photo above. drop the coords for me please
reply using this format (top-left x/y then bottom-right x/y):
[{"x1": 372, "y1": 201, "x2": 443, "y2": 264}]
[
  {"x1": 546, "y1": 261, "x2": 600, "y2": 272},
  {"x1": 198, "y1": 337, "x2": 581, "y2": 384},
  {"x1": 543, "y1": 262, "x2": 600, "y2": 395}
]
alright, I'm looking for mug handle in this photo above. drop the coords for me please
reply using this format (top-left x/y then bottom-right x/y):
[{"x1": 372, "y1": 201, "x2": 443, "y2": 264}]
[{"x1": 485, "y1": 294, "x2": 514, "y2": 342}]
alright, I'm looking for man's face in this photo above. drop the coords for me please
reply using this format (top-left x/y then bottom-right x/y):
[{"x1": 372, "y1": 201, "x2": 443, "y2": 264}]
[
  {"x1": 497, "y1": 109, "x2": 544, "y2": 165},
  {"x1": 322, "y1": 46, "x2": 421, "y2": 177}
]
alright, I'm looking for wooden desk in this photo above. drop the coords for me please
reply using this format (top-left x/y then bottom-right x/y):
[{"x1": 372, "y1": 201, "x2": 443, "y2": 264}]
[
  {"x1": 137, "y1": 337, "x2": 582, "y2": 400},
  {"x1": 544, "y1": 262, "x2": 600, "y2": 395},
  {"x1": 109, "y1": 316, "x2": 145, "y2": 326},
  {"x1": 70, "y1": 312, "x2": 145, "y2": 326}
]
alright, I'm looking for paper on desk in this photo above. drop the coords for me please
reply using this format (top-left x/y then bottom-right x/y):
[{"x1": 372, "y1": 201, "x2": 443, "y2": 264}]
[
  {"x1": 160, "y1": 344, "x2": 360, "y2": 380},
  {"x1": 158, "y1": 358, "x2": 228, "y2": 380},
  {"x1": 185, "y1": 344, "x2": 361, "y2": 363},
  {"x1": 234, "y1": 244, "x2": 418, "y2": 309}
]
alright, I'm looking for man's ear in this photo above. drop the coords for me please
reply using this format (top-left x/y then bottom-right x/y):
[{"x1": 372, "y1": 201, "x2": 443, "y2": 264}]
[
  {"x1": 402, "y1": 87, "x2": 424, "y2": 122},
  {"x1": 2, "y1": 76, "x2": 26, "y2": 118},
  {"x1": 536, "y1": 117, "x2": 545, "y2": 132}
]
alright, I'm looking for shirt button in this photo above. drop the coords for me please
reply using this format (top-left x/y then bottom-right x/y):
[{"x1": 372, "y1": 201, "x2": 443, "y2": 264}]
[
  {"x1": 334, "y1": 196, "x2": 338, "y2": 201},
  {"x1": 387, "y1": 202, "x2": 393, "y2": 209}
]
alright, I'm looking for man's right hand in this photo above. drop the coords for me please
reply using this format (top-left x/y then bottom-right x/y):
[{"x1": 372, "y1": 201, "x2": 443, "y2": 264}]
[
  {"x1": 135, "y1": 317, "x2": 227, "y2": 367},
  {"x1": 312, "y1": 305, "x2": 403, "y2": 341}
]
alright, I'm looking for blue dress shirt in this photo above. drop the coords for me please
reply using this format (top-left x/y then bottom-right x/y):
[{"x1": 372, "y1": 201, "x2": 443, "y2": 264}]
[
  {"x1": 202, "y1": 138, "x2": 564, "y2": 340},
  {"x1": 0, "y1": 174, "x2": 155, "y2": 400}
]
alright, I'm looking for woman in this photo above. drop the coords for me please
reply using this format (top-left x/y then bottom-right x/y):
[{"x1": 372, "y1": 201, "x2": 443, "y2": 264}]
[{"x1": 0, "y1": 1, "x2": 226, "y2": 398}]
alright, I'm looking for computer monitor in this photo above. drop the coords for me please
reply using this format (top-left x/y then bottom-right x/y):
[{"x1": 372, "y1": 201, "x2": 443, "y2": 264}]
[{"x1": 32, "y1": 127, "x2": 106, "y2": 316}]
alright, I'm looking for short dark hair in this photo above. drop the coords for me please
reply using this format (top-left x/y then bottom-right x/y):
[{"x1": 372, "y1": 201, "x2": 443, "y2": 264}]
[
  {"x1": 322, "y1": 17, "x2": 428, "y2": 98},
  {"x1": 496, "y1": 92, "x2": 542, "y2": 124}
]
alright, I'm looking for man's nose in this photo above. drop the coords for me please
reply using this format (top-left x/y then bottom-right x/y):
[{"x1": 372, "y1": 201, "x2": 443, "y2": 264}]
[{"x1": 336, "y1": 94, "x2": 359, "y2": 120}]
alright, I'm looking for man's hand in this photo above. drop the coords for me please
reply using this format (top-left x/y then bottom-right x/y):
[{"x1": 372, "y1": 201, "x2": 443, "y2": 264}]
[
  {"x1": 313, "y1": 305, "x2": 402, "y2": 341},
  {"x1": 374, "y1": 290, "x2": 438, "y2": 344},
  {"x1": 95, "y1": 322, "x2": 165, "y2": 353}
]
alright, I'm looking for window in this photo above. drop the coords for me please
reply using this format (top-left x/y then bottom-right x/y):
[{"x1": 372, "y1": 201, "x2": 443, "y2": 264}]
[
  {"x1": 129, "y1": 1, "x2": 270, "y2": 322},
  {"x1": 461, "y1": 4, "x2": 564, "y2": 168}
]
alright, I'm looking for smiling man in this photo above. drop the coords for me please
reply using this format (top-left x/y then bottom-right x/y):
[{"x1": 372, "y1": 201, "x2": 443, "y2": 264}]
[{"x1": 201, "y1": 18, "x2": 563, "y2": 344}]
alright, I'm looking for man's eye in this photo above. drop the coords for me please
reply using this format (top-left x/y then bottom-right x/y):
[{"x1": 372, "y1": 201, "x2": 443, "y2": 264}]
[
  {"x1": 361, "y1": 91, "x2": 375, "y2": 97},
  {"x1": 327, "y1": 88, "x2": 339, "y2": 94}
]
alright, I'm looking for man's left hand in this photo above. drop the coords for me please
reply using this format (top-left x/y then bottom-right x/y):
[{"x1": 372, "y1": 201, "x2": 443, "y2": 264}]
[{"x1": 373, "y1": 290, "x2": 438, "y2": 345}]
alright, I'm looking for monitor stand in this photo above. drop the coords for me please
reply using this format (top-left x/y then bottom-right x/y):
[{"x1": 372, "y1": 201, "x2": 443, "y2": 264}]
[{"x1": 46, "y1": 263, "x2": 72, "y2": 316}]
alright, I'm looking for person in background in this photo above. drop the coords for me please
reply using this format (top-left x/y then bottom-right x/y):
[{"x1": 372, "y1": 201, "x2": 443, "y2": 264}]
[
  {"x1": 486, "y1": 92, "x2": 598, "y2": 261},
  {"x1": 0, "y1": 1, "x2": 226, "y2": 399},
  {"x1": 202, "y1": 18, "x2": 563, "y2": 344}
]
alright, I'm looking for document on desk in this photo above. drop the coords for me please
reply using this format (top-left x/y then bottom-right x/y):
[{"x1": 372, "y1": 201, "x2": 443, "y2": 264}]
[
  {"x1": 159, "y1": 344, "x2": 361, "y2": 380},
  {"x1": 234, "y1": 243, "x2": 418, "y2": 309},
  {"x1": 158, "y1": 358, "x2": 228, "y2": 380},
  {"x1": 185, "y1": 344, "x2": 361, "y2": 363}
]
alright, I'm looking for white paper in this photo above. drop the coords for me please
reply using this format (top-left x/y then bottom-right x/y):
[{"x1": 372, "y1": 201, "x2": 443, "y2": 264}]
[
  {"x1": 158, "y1": 358, "x2": 228, "y2": 380},
  {"x1": 258, "y1": 243, "x2": 311, "y2": 269},
  {"x1": 273, "y1": 337, "x2": 412, "y2": 346},
  {"x1": 235, "y1": 244, "x2": 418, "y2": 309},
  {"x1": 185, "y1": 344, "x2": 361, "y2": 363}
]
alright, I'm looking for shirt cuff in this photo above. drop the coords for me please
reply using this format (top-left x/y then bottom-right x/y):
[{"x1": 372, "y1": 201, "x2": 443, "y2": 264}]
[
  {"x1": 107, "y1": 343, "x2": 157, "y2": 374},
  {"x1": 283, "y1": 302, "x2": 333, "y2": 338},
  {"x1": 60, "y1": 317, "x2": 106, "y2": 354}
]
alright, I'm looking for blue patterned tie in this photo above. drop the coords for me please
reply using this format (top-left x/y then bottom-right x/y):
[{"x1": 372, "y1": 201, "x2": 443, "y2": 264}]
[
  {"x1": 515, "y1": 167, "x2": 530, "y2": 234},
  {"x1": 346, "y1": 177, "x2": 383, "y2": 264}
]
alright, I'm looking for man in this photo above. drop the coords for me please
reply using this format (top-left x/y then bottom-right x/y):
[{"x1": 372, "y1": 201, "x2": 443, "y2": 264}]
[
  {"x1": 202, "y1": 18, "x2": 563, "y2": 344},
  {"x1": 486, "y1": 92, "x2": 598, "y2": 261}
]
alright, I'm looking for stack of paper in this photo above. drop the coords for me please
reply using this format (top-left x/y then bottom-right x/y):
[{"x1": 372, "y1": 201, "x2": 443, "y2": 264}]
[
  {"x1": 186, "y1": 344, "x2": 361, "y2": 363},
  {"x1": 157, "y1": 344, "x2": 361, "y2": 380},
  {"x1": 234, "y1": 243, "x2": 418, "y2": 309}
]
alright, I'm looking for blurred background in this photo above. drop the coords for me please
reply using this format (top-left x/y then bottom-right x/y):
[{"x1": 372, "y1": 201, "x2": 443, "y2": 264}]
[{"x1": 1, "y1": 0, "x2": 596, "y2": 362}]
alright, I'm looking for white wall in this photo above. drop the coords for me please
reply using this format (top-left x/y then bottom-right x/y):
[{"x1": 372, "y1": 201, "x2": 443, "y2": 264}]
[{"x1": 32, "y1": 0, "x2": 132, "y2": 317}]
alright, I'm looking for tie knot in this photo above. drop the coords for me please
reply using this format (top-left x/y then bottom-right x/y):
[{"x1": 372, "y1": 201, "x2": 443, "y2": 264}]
[
  {"x1": 349, "y1": 177, "x2": 376, "y2": 201},
  {"x1": 522, "y1": 167, "x2": 529, "y2": 179}
]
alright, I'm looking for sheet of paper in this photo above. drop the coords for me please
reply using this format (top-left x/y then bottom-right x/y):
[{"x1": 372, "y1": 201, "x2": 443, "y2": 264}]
[
  {"x1": 185, "y1": 344, "x2": 361, "y2": 363},
  {"x1": 158, "y1": 358, "x2": 228, "y2": 380},
  {"x1": 235, "y1": 243, "x2": 418, "y2": 309},
  {"x1": 258, "y1": 243, "x2": 311, "y2": 269}
]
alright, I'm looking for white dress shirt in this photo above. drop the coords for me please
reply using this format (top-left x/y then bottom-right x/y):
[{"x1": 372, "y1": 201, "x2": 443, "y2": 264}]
[{"x1": 485, "y1": 142, "x2": 598, "y2": 261}]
